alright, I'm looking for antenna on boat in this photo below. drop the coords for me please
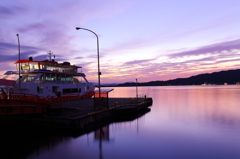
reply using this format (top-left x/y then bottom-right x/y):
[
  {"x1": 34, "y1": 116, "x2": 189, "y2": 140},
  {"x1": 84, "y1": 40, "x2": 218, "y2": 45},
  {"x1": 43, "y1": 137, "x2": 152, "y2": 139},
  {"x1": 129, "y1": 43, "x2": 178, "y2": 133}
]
[{"x1": 46, "y1": 50, "x2": 56, "y2": 61}]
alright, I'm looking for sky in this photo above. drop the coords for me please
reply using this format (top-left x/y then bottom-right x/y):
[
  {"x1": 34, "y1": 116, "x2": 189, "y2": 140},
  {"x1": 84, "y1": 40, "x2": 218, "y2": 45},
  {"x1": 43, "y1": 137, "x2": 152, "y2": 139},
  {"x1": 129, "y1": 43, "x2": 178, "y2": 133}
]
[{"x1": 1, "y1": 0, "x2": 240, "y2": 83}]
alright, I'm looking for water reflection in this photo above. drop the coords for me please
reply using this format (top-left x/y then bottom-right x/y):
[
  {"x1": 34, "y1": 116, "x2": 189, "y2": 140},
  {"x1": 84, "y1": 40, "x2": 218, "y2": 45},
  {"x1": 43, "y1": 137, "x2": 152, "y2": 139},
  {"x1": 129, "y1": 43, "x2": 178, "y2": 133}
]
[
  {"x1": 0, "y1": 127, "x2": 71, "y2": 159},
  {"x1": 108, "y1": 86, "x2": 240, "y2": 159},
  {"x1": 109, "y1": 86, "x2": 240, "y2": 129},
  {"x1": 0, "y1": 107, "x2": 150, "y2": 159},
  {"x1": 1, "y1": 86, "x2": 240, "y2": 159},
  {"x1": 154, "y1": 86, "x2": 240, "y2": 130},
  {"x1": 94, "y1": 126, "x2": 110, "y2": 159},
  {"x1": 93, "y1": 108, "x2": 151, "y2": 159}
]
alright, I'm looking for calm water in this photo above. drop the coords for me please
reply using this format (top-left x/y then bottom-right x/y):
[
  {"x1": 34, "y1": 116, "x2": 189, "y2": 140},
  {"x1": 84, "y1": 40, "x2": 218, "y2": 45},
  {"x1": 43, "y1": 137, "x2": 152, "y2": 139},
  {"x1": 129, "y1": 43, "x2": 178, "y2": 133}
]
[{"x1": 2, "y1": 86, "x2": 240, "y2": 159}]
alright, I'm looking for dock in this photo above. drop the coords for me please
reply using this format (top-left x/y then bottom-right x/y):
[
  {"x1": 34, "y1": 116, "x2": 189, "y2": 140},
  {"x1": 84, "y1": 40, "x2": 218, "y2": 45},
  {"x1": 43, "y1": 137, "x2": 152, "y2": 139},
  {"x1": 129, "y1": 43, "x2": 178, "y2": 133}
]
[{"x1": 0, "y1": 97, "x2": 153, "y2": 132}]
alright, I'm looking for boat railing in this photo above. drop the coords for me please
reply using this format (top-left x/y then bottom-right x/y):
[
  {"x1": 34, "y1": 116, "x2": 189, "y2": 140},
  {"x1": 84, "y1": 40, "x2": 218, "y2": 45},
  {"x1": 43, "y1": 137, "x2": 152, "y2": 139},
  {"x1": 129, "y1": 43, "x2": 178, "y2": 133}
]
[
  {"x1": 0, "y1": 93, "x2": 48, "y2": 103},
  {"x1": 7, "y1": 93, "x2": 49, "y2": 103},
  {"x1": 34, "y1": 80, "x2": 75, "y2": 84},
  {"x1": 0, "y1": 93, "x2": 83, "y2": 104}
]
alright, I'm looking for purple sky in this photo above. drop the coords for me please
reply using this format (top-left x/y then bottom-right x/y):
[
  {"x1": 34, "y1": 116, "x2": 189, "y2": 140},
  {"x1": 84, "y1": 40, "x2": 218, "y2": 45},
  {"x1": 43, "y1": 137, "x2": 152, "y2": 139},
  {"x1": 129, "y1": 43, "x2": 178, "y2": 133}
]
[{"x1": 1, "y1": 0, "x2": 240, "y2": 83}]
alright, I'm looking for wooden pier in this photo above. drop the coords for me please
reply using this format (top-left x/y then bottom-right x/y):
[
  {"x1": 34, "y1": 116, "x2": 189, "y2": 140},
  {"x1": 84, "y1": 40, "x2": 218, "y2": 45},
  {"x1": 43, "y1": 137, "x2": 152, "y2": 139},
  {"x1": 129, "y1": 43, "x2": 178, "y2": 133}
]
[{"x1": 0, "y1": 97, "x2": 153, "y2": 131}]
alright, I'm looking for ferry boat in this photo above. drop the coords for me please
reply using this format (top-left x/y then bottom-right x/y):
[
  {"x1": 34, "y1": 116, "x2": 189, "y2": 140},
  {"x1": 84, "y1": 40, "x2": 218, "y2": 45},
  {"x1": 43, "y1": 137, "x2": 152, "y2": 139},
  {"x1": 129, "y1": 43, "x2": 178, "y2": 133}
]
[{"x1": 0, "y1": 51, "x2": 95, "y2": 114}]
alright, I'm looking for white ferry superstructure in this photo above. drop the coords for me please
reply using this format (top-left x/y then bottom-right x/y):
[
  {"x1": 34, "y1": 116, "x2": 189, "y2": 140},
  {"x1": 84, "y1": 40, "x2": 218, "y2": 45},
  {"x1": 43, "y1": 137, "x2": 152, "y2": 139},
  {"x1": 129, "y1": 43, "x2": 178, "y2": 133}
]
[{"x1": 0, "y1": 52, "x2": 95, "y2": 102}]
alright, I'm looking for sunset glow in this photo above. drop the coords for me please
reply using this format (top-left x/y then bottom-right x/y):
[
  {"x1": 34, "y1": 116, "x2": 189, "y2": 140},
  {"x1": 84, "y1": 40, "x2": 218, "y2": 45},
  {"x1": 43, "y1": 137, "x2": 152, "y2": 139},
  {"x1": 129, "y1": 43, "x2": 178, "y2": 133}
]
[{"x1": 1, "y1": 0, "x2": 240, "y2": 83}]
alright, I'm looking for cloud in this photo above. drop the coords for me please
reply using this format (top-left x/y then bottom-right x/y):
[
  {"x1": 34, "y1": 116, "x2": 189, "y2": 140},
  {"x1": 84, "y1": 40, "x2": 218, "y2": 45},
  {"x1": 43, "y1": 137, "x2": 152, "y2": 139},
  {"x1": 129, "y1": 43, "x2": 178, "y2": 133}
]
[
  {"x1": 0, "y1": 0, "x2": 137, "y2": 64},
  {"x1": 0, "y1": 4, "x2": 29, "y2": 19},
  {"x1": 17, "y1": 23, "x2": 47, "y2": 32},
  {"x1": 170, "y1": 38, "x2": 240, "y2": 58},
  {"x1": 75, "y1": 61, "x2": 93, "y2": 67},
  {"x1": 101, "y1": 38, "x2": 240, "y2": 82},
  {"x1": 0, "y1": 6, "x2": 14, "y2": 16},
  {"x1": 74, "y1": 56, "x2": 84, "y2": 60},
  {"x1": 0, "y1": 42, "x2": 17, "y2": 51},
  {"x1": 0, "y1": 41, "x2": 43, "y2": 62},
  {"x1": 104, "y1": 38, "x2": 152, "y2": 54},
  {"x1": 0, "y1": 42, "x2": 39, "y2": 51},
  {"x1": 124, "y1": 59, "x2": 154, "y2": 65},
  {"x1": 1, "y1": 0, "x2": 240, "y2": 83},
  {"x1": 0, "y1": 51, "x2": 35, "y2": 62},
  {"x1": 87, "y1": 53, "x2": 105, "y2": 59}
]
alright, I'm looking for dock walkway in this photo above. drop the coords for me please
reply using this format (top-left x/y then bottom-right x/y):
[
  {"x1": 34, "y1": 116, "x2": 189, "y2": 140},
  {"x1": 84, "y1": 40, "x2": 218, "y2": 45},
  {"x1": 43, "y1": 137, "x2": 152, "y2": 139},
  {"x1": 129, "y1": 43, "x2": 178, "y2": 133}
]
[
  {"x1": 0, "y1": 97, "x2": 153, "y2": 131},
  {"x1": 51, "y1": 97, "x2": 146, "y2": 118}
]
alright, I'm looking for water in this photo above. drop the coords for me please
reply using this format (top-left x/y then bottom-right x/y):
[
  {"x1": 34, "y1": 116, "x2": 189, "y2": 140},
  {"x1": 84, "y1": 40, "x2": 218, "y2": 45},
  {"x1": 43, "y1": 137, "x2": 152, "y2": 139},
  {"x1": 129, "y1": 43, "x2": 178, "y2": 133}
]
[{"x1": 1, "y1": 86, "x2": 240, "y2": 159}]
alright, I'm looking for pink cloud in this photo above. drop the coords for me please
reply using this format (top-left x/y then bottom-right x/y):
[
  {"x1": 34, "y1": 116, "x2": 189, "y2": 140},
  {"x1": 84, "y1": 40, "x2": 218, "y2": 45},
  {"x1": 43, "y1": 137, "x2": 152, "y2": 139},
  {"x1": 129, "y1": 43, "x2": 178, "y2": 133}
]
[{"x1": 100, "y1": 38, "x2": 240, "y2": 83}]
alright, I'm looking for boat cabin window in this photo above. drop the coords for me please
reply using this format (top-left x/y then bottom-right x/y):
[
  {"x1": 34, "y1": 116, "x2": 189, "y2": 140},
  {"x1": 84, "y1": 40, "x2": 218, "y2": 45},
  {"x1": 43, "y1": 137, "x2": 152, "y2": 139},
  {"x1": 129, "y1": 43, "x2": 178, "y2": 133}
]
[
  {"x1": 63, "y1": 88, "x2": 81, "y2": 93},
  {"x1": 22, "y1": 66, "x2": 29, "y2": 70},
  {"x1": 39, "y1": 64, "x2": 45, "y2": 69},
  {"x1": 29, "y1": 63, "x2": 39, "y2": 70},
  {"x1": 44, "y1": 74, "x2": 56, "y2": 82},
  {"x1": 60, "y1": 76, "x2": 73, "y2": 82},
  {"x1": 37, "y1": 86, "x2": 43, "y2": 93},
  {"x1": 23, "y1": 76, "x2": 35, "y2": 82},
  {"x1": 16, "y1": 62, "x2": 38, "y2": 71},
  {"x1": 37, "y1": 62, "x2": 78, "y2": 75},
  {"x1": 52, "y1": 86, "x2": 58, "y2": 93},
  {"x1": 1, "y1": 74, "x2": 19, "y2": 81},
  {"x1": 36, "y1": 74, "x2": 80, "y2": 84},
  {"x1": 21, "y1": 63, "x2": 29, "y2": 71},
  {"x1": 74, "y1": 76, "x2": 86, "y2": 84}
]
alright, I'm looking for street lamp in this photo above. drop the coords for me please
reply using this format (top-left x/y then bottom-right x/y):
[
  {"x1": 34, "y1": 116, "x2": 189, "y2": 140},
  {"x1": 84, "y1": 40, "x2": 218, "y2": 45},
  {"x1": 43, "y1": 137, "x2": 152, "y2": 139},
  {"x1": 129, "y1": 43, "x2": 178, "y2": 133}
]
[{"x1": 75, "y1": 27, "x2": 101, "y2": 100}]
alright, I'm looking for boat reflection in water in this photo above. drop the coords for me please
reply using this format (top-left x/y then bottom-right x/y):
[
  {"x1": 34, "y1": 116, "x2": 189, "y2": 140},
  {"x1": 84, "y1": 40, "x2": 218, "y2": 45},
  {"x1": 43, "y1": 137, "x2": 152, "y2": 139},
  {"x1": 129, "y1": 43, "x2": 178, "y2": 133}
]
[{"x1": 0, "y1": 108, "x2": 150, "y2": 159}]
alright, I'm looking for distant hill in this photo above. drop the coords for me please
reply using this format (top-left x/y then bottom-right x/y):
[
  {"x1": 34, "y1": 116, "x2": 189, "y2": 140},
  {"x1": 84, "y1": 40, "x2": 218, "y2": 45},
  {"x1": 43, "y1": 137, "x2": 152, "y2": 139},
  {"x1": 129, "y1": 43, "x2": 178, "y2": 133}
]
[{"x1": 104, "y1": 69, "x2": 240, "y2": 87}]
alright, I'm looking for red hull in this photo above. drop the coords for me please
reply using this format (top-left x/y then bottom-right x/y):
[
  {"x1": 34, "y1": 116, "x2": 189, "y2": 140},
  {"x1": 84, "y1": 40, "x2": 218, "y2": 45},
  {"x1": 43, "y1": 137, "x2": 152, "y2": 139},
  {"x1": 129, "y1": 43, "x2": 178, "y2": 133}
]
[
  {"x1": 0, "y1": 90, "x2": 94, "y2": 115},
  {"x1": 0, "y1": 99, "x2": 50, "y2": 115}
]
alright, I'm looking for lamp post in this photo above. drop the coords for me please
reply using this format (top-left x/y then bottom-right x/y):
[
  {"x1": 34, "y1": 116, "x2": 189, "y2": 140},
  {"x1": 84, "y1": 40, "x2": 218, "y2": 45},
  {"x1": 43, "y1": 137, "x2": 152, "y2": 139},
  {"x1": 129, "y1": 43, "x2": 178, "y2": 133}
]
[
  {"x1": 16, "y1": 34, "x2": 21, "y2": 95},
  {"x1": 75, "y1": 27, "x2": 101, "y2": 100},
  {"x1": 136, "y1": 78, "x2": 138, "y2": 100}
]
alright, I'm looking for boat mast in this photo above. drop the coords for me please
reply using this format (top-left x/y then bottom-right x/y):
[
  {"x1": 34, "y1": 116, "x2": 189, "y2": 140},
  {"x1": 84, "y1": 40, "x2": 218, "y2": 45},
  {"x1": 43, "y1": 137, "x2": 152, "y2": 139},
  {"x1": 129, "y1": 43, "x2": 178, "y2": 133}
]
[{"x1": 46, "y1": 50, "x2": 55, "y2": 61}]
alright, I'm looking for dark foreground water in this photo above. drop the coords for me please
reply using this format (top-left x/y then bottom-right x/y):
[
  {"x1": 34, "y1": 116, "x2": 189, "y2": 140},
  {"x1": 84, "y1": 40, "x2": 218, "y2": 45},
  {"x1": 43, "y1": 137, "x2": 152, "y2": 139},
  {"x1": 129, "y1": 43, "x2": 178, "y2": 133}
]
[{"x1": 1, "y1": 86, "x2": 240, "y2": 159}]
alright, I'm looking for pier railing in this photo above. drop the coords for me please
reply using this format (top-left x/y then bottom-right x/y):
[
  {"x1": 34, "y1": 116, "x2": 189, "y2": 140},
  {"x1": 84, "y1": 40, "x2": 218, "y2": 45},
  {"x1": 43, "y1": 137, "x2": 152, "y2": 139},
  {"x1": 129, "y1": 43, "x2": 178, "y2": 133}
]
[{"x1": 108, "y1": 97, "x2": 147, "y2": 107}]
